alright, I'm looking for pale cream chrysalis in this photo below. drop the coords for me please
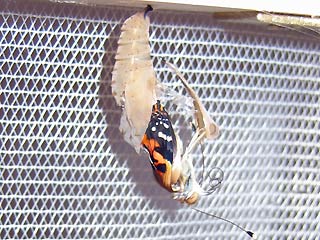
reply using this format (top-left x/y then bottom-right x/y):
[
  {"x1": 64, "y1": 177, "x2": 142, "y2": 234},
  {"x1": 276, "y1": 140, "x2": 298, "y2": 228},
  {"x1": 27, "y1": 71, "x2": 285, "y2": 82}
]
[{"x1": 112, "y1": 8, "x2": 157, "y2": 152}]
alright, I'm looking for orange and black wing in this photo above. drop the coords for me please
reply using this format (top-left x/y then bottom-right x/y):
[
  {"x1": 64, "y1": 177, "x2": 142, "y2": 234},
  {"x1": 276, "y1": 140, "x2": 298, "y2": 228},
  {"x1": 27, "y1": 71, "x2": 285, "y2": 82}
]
[{"x1": 142, "y1": 100, "x2": 177, "y2": 190}]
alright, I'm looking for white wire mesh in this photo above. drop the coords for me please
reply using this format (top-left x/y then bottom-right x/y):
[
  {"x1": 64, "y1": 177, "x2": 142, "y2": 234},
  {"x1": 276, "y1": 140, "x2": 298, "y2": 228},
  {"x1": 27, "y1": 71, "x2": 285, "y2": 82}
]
[{"x1": 1, "y1": 1, "x2": 320, "y2": 239}]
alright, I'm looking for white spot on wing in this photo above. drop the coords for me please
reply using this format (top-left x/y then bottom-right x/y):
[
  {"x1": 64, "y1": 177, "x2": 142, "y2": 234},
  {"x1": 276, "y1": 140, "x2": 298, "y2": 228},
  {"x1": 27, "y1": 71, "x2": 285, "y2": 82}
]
[
  {"x1": 163, "y1": 123, "x2": 169, "y2": 129},
  {"x1": 151, "y1": 126, "x2": 156, "y2": 131},
  {"x1": 158, "y1": 131, "x2": 167, "y2": 141},
  {"x1": 157, "y1": 132, "x2": 173, "y2": 142}
]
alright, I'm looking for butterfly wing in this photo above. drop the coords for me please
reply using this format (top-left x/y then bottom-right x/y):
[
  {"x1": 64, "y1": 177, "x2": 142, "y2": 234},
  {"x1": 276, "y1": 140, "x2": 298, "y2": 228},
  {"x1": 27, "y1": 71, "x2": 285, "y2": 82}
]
[{"x1": 142, "y1": 101, "x2": 177, "y2": 190}]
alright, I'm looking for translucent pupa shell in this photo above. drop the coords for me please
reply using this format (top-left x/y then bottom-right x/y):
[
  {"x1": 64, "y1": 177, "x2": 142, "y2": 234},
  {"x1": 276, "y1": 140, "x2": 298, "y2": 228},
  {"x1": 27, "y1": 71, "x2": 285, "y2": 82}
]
[
  {"x1": 165, "y1": 61, "x2": 219, "y2": 140},
  {"x1": 112, "y1": 9, "x2": 157, "y2": 152}
]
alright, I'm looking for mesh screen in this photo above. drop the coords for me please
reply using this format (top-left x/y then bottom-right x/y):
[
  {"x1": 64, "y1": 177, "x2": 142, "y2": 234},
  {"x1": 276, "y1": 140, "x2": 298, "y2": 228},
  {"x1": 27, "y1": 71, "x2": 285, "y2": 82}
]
[{"x1": 1, "y1": 1, "x2": 320, "y2": 239}]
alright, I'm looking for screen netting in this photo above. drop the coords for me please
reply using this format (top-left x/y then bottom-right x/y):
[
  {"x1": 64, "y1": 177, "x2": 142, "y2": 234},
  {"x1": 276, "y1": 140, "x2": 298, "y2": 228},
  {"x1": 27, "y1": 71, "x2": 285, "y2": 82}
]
[{"x1": 1, "y1": 1, "x2": 319, "y2": 239}]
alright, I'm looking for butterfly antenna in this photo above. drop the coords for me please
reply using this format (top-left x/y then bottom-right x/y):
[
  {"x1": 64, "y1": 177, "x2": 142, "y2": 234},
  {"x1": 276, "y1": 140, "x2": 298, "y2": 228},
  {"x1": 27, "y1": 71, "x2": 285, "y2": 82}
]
[
  {"x1": 202, "y1": 167, "x2": 223, "y2": 195},
  {"x1": 192, "y1": 207, "x2": 256, "y2": 239}
]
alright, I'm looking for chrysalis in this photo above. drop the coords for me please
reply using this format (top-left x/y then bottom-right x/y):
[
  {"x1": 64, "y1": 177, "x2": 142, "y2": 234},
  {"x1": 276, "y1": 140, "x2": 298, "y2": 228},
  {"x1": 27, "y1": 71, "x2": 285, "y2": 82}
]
[{"x1": 112, "y1": 6, "x2": 157, "y2": 152}]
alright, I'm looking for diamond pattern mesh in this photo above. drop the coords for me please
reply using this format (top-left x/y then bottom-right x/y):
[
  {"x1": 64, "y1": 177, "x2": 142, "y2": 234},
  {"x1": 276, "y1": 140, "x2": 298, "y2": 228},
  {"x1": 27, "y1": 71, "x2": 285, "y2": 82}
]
[{"x1": 1, "y1": 1, "x2": 320, "y2": 239}]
